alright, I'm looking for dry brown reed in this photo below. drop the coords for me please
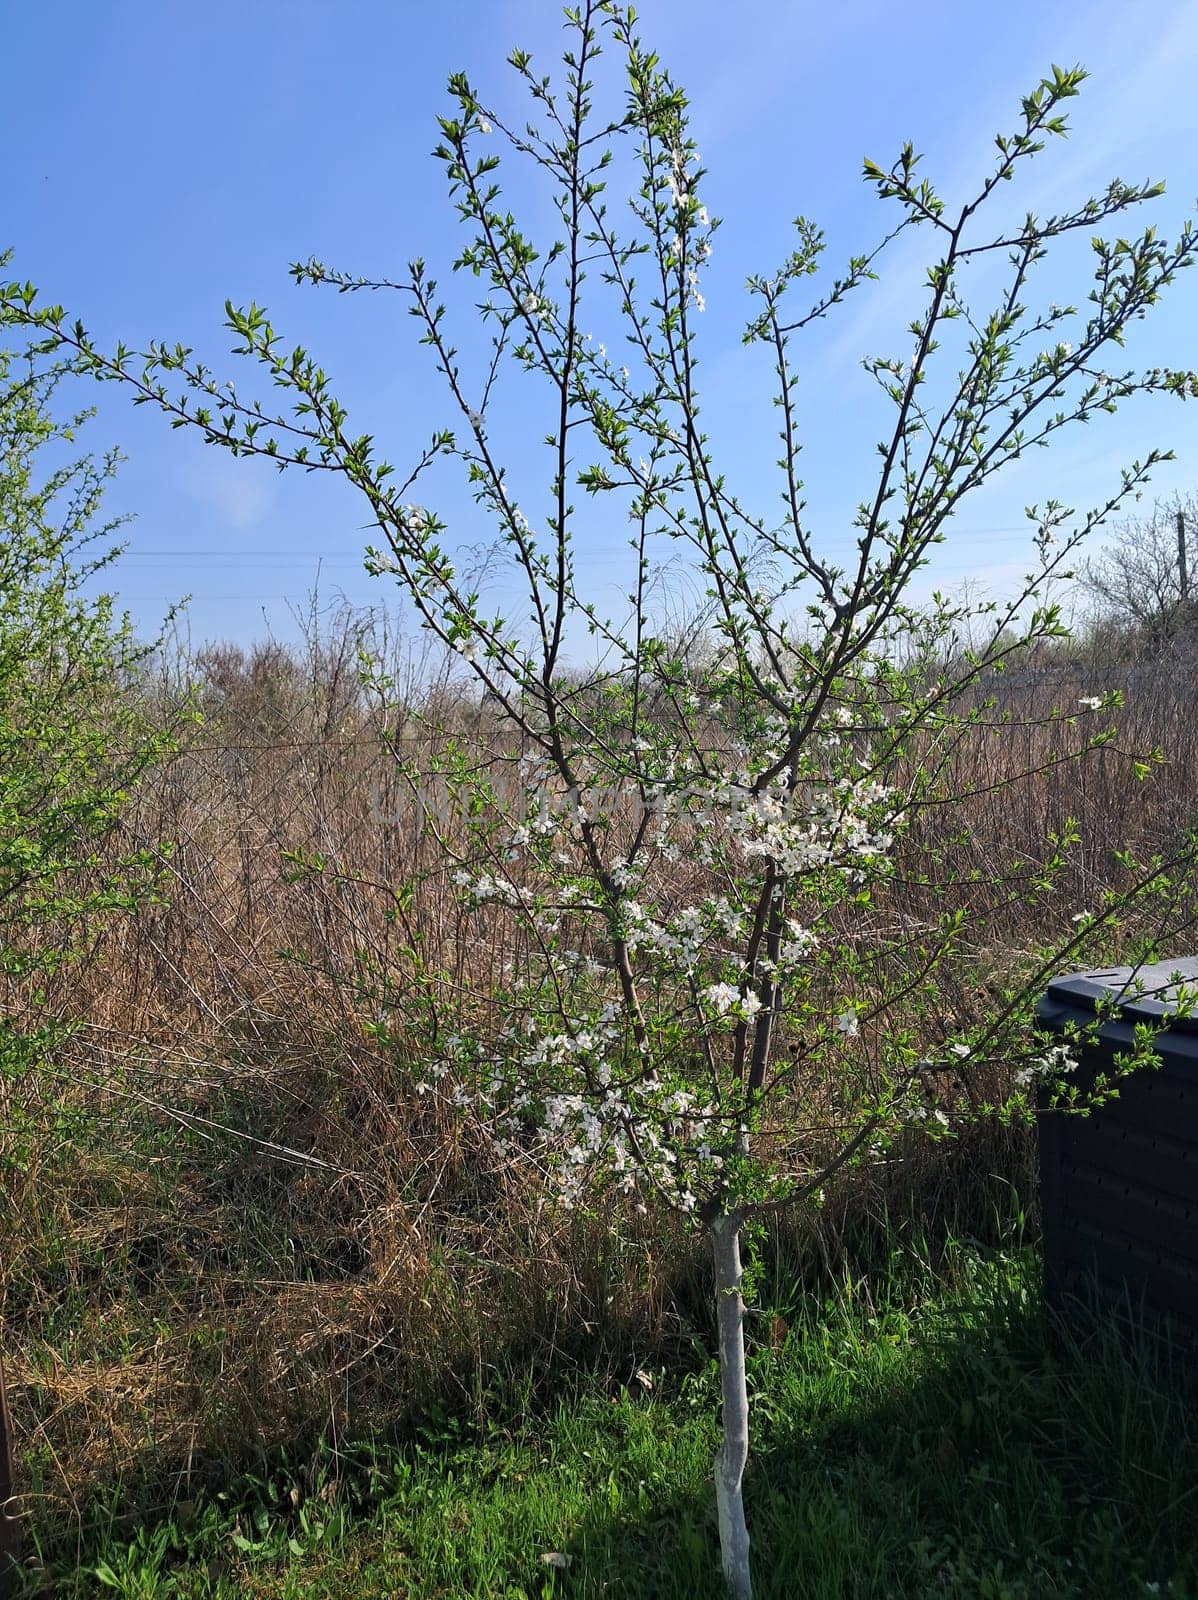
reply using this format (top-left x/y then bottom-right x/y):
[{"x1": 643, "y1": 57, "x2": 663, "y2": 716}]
[{"x1": 4, "y1": 607, "x2": 1197, "y2": 1537}]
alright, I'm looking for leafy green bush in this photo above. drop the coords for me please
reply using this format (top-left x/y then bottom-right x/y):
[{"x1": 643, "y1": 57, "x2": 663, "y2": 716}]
[{"x1": 0, "y1": 304, "x2": 175, "y2": 1113}]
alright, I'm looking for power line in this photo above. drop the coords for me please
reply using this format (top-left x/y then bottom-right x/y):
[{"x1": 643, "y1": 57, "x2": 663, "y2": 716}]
[{"x1": 110, "y1": 527, "x2": 1063, "y2": 563}]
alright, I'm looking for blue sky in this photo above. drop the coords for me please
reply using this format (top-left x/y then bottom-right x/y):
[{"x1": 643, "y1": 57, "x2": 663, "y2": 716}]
[{"x1": 5, "y1": 0, "x2": 1197, "y2": 651}]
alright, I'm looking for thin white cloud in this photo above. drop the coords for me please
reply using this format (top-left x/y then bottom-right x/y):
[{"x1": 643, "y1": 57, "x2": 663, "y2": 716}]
[
  {"x1": 818, "y1": 0, "x2": 1198, "y2": 374},
  {"x1": 660, "y1": 0, "x2": 892, "y2": 154},
  {"x1": 183, "y1": 449, "x2": 276, "y2": 531}
]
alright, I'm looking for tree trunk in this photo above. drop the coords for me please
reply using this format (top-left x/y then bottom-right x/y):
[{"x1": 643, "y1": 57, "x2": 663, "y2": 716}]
[
  {"x1": 0, "y1": 1351, "x2": 20, "y2": 1598},
  {"x1": 711, "y1": 1211, "x2": 751, "y2": 1600}
]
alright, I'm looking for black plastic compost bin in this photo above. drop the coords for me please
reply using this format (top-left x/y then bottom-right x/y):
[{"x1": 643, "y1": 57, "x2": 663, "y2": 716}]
[{"x1": 1035, "y1": 958, "x2": 1198, "y2": 1355}]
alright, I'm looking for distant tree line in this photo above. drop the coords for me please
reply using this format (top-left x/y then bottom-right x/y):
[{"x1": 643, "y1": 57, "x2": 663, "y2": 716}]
[{"x1": 1081, "y1": 491, "x2": 1198, "y2": 647}]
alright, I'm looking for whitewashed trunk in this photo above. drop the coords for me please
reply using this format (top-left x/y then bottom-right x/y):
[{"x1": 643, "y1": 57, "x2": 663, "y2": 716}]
[
  {"x1": 711, "y1": 1211, "x2": 752, "y2": 1600},
  {"x1": 0, "y1": 1353, "x2": 19, "y2": 1590}
]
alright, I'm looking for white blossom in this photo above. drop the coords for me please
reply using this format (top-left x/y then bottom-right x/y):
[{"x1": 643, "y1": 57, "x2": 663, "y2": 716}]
[
  {"x1": 703, "y1": 982, "x2": 740, "y2": 1015},
  {"x1": 1013, "y1": 1042, "x2": 1080, "y2": 1090},
  {"x1": 779, "y1": 921, "x2": 819, "y2": 965}
]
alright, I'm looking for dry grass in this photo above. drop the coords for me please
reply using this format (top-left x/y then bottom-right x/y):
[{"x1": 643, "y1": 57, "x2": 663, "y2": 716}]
[{"x1": 4, "y1": 609, "x2": 1197, "y2": 1544}]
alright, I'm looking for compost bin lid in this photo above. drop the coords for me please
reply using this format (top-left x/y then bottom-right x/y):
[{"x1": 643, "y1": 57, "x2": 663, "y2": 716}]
[{"x1": 1043, "y1": 957, "x2": 1198, "y2": 1033}]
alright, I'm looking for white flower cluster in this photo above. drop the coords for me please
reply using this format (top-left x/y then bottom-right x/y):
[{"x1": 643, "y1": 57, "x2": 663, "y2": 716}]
[
  {"x1": 665, "y1": 144, "x2": 694, "y2": 212},
  {"x1": 702, "y1": 981, "x2": 762, "y2": 1020},
  {"x1": 663, "y1": 144, "x2": 709, "y2": 310},
  {"x1": 909, "y1": 1103, "x2": 950, "y2": 1128},
  {"x1": 717, "y1": 773, "x2": 895, "y2": 881},
  {"x1": 779, "y1": 920, "x2": 819, "y2": 966},
  {"x1": 1013, "y1": 1042, "x2": 1079, "y2": 1090},
  {"x1": 527, "y1": 1072, "x2": 725, "y2": 1211},
  {"x1": 620, "y1": 895, "x2": 744, "y2": 975},
  {"x1": 431, "y1": 1009, "x2": 729, "y2": 1212},
  {"x1": 452, "y1": 869, "x2": 522, "y2": 907}
]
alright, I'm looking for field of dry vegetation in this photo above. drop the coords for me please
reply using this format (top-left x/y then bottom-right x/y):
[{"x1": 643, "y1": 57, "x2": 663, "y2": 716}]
[{"x1": 5, "y1": 604, "x2": 1198, "y2": 1548}]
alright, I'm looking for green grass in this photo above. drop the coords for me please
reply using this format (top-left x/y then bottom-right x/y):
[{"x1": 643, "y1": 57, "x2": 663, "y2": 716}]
[{"x1": 20, "y1": 1234, "x2": 1198, "y2": 1600}]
